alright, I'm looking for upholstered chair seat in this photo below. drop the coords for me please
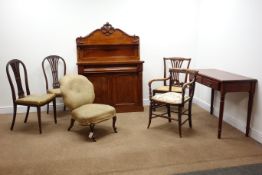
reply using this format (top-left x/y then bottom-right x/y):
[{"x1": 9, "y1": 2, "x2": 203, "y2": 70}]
[
  {"x1": 152, "y1": 92, "x2": 190, "y2": 105},
  {"x1": 47, "y1": 88, "x2": 62, "y2": 96},
  {"x1": 72, "y1": 104, "x2": 116, "y2": 125},
  {"x1": 60, "y1": 74, "x2": 117, "y2": 141},
  {"x1": 16, "y1": 94, "x2": 55, "y2": 106},
  {"x1": 154, "y1": 86, "x2": 182, "y2": 93}
]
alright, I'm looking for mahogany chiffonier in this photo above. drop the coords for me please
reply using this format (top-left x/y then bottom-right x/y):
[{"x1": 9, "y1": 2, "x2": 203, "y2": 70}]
[{"x1": 76, "y1": 23, "x2": 144, "y2": 112}]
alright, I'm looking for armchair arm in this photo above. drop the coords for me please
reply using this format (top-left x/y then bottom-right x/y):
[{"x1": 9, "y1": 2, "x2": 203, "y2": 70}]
[
  {"x1": 148, "y1": 77, "x2": 170, "y2": 99},
  {"x1": 181, "y1": 78, "x2": 196, "y2": 102}
]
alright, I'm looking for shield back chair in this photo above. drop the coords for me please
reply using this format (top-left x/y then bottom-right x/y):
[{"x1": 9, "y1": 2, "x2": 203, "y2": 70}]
[
  {"x1": 148, "y1": 68, "x2": 198, "y2": 138},
  {"x1": 42, "y1": 55, "x2": 66, "y2": 113},
  {"x1": 6, "y1": 59, "x2": 57, "y2": 134},
  {"x1": 153, "y1": 57, "x2": 191, "y2": 95},
  {"x1": 60, "y1": 74, "x2": 117, "y2": 142}
]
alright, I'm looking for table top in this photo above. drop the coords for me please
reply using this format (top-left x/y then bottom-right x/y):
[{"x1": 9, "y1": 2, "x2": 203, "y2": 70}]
[{"x1": 197, "y1": 69, "x2": 257, "y2": 82}]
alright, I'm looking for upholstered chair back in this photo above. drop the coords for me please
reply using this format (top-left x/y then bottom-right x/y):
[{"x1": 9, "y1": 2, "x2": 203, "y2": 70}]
[{"x1": 60, "y1": 75, "x2": 95, "y2": 110}]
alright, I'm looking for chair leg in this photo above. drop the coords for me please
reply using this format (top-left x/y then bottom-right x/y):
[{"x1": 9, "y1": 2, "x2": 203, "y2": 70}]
[
  {"x1": 63, "y1": 105, "x2": 66, "y2": 111},
  {"x1": 112, "y1": 116, "x2": 117, "y2": 133},
  {"x1": 188, "y1": 101, "x2": 192, "y2": 128},
  {"x1": 68, "y1": 119, "x2": 75, "y2": 131},
  {"x1": 24, "y1": 106, "x2": 30, "y2": 123},
  {"x1": 167, "y1": 104, "x2": 171, "y2": 122},
  {"x1": 37, "y1": 106, "x2": 42, "y2": 134},
  {"x1": 10, "y1": 104, "x2": 17, "y2": 130},
  {"x1": 53, "y1": 99, "x2": 57, "y2": 124},
  {"x1": 47, "y1": 104, "x2": 49, "y2": 114},
  {"x1": 178, "y1": 106, "x2": 182, "y2": 138},
  {"x1": 89, "y1": 124, "x2": 96, "y2": 142},
  {"x1": 147, "y1": 102, "x2": 153, "y2": 129}
]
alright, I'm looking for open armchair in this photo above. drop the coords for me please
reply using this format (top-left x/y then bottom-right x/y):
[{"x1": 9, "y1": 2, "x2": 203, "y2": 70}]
[{"x1": 148, "y1": 68, "x2": 198, "y2": 137}]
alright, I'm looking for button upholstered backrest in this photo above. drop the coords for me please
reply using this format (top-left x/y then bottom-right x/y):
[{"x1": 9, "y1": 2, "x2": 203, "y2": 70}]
[{"x1": 60, "y1": 75, "x2": 95, "y2": 110}]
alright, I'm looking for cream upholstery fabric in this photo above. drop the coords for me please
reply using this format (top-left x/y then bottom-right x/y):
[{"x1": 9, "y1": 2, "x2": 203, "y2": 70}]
[
  {"x1": 48, "y1": 88, "x2": 62, "y2": 96},
  {"x1": 72, "y1": 104, "x2": 116, "y2": 125},
  {"x1": 60, "y1": 74, "x2": 116, "y2": 124},
  {"x1": 16, "y1": 94, "x2": 55, "y2": 106},
  {"x1": 60, "y1": 75, "x2": 95, "y2": 110},
  {"x1": 155, "y1": 85, "x2": 182, "y2": 93},
  {"x1": 152, "y1": 92, "x2": 189, "y2": 105}
]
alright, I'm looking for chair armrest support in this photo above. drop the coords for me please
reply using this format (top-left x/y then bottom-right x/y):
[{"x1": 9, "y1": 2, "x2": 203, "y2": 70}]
[
  {"x1": 148, "y1": 77, "x2": 170, "y2": 99},
  {"x1": 181, "y1": 79, "x2": 196, "y2": 102}
]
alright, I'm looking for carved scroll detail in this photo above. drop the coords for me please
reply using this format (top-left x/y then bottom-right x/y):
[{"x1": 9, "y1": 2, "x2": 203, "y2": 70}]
[{"x1": 101, "y1": 22, "x2": 115, "y2": 36}]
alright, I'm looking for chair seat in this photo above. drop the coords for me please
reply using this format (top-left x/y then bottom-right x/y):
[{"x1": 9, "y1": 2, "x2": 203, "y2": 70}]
[
  {"x1": 152, "y1": 92, "x2": 190, "y2": 105},
  {"x1": 72, "y1": 104, "x2": 116, "y2": 125},
  {"x1": 48, "y1": 88, "x2": 62, "y2": 96},
  {"x1": 16, "y1": 94, "x2": 55, "y2": 106},
  {"x1": 154, "y1": 85, "x2": 182, "y2": 93}
]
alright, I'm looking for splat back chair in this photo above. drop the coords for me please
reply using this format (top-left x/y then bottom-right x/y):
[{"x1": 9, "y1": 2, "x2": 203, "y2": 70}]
[
  {"x1": 153, "y1": 57, "x2": 191, "y2": 95},
  {"x1": 42, "y1": 55, "x2": 66, "y2": 113},
  {"x1": 148, "y1": 68, "x2": 198, "y2": 137},
  {"x1": 6, "y1": 59, "x2": 57, "y2": 134},
  {"x1": 60, "y1": 74, "x2": 117, "y2": 142}
]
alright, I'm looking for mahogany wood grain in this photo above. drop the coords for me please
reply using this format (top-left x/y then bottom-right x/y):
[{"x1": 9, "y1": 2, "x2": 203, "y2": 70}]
[
  {"x1": 195, "y1": 69, "x2": 257, "y2": 139},
  {"x1": 76, "y1": 23, "x2": 144, "y2": 112}
]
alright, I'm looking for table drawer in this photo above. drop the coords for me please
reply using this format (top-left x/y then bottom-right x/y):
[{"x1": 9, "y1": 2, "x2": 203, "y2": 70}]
[{"x1": 200, "y1": 77, "x2": 219, "y2": 89}]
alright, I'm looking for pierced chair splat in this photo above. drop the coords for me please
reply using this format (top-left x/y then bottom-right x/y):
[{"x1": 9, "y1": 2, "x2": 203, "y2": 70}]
[
  {"x1": 153, "y1": 57, "x2": 191, "y2": 95},
  {"x1": 6, "y1": 59, "x2": 57, "y2": 134},
  {"x1": 42, "y1": 55, "x2": 66, "y2": 113}
]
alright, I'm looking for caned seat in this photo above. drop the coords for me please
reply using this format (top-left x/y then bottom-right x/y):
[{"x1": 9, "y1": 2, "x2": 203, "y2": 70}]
[
  {"x1": 60, "y1": 74, "x2": 117, "y2": 142},
  {"x1": 6, "y1": 59, "x2": 57, "y2": 134},
  {"x1": 148, "y1": 68, "x2": 198, "y2": 137}
]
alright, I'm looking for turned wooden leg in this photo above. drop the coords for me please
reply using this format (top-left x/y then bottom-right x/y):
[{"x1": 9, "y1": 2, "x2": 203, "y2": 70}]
[
  {"x1": 68, "y1": 119, "x2": 75, "y2": 131},
  {"x1": 10, "y1": 104, "x2": 17, "y2": 130},
  {"x1": 218, "y1": 92, "x2": 226, "y2": 139},
  {"x1": 167, "y1": 104, "x2": 171, "y2": 122},
  {"x1": 37, "y1": 106, "x2": 42, "y2": 134},
  {"x1": 53, "y1": 98, "x2": 57, "y2": 124},
  {"x1": 147, "y1": 102, "x2": 153, "y2": 129},
  {"x1": 112, "y1": 116, "x2": 117, "y2": 133},
  {"x1": 24, "y1": 106, "x2": 30, "y2": 123},
  {"x1": 89, "y1": 124, "x2": 96, "y2": 142},
  {"x1": 210, "y1": 89, "x2": 215, "y2": 115},
  {"x1": 178, "y1": 106, "x2": 182, "y2": 138},
  {"x1": 246, "y1": 82, "x2": 256, "y2": 137},
  {"x1": 47, "y1": 104, "x2": 49, "y2": 114},
  {"x1": 188, "y1": 101, "x2": 192, "y2": 128}
]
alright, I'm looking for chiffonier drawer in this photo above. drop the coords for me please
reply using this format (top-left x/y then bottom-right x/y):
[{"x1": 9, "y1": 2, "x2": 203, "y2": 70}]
[{"x1": 199, "y1": 76, "x2": 219, "y2": 89}]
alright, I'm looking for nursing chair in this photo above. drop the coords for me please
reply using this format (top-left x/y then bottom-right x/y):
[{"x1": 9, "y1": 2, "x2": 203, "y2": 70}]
[
  {"x1": 42, "y1": 55, "x2": 66, "y2": 113},
  {"x1": 60, "y1": 74, "x2": 117, "y2": 142},
  {"x1": 6, "y1": 59, "x2": 57, "y2": 134},
  {"x1": 148, "y1": 68, "x2": 198, "y2": 137},
  {"x1": 153, "y1": 57, "x2": 191, "y2": 95}
]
